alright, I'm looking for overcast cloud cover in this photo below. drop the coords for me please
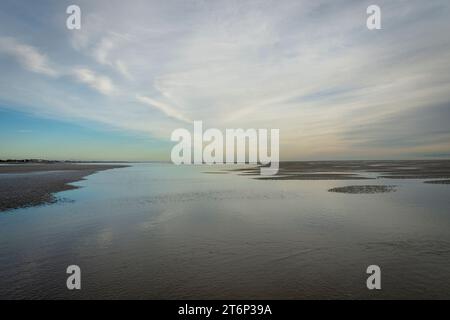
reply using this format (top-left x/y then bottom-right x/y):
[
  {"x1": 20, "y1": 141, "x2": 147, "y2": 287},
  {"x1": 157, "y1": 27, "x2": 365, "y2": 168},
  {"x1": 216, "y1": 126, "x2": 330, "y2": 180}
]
[{"x1": 0, "y1": 0, "x2": 449, "y2": 160}]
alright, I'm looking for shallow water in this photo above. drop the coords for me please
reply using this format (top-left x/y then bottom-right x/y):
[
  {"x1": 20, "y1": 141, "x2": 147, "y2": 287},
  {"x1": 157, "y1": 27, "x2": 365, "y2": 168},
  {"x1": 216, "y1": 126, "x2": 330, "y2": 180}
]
[{"x1": 1, "y1": 163, "x2": 450, "y2": 299}]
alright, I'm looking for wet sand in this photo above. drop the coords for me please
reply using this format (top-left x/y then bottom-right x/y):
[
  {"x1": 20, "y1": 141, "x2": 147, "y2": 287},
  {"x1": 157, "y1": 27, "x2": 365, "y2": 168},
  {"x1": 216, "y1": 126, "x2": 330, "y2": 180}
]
[
  {"x1": 231, "y1": 160, "x2": 450, "y2": 180},
  {"x1": 0, "y1": 164, "x2": 128, "y2": 212},
  {"x1": 424, "y1": 180, "x2": 450, "y2": 184},
  {"x1": 328, "y1": 185, "x2": 397, "y2": 194}
]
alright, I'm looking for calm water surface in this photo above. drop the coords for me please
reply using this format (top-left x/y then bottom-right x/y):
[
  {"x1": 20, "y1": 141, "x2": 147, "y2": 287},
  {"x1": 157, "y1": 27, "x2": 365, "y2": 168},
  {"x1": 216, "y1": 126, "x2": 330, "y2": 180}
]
[{"x1": 1, "y1": 163, "x2": 450, "y2": 299}]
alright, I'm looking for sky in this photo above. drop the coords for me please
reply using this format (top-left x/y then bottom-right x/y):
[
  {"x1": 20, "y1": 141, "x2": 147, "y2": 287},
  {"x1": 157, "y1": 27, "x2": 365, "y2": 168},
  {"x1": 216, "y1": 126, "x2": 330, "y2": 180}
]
[{"x1": 0, "y1": 0, "x2": 450, "y2": 161}]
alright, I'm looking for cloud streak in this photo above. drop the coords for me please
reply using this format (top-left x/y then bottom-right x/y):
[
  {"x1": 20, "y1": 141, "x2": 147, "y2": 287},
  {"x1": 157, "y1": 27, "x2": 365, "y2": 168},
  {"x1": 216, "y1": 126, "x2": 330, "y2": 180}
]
[
  {"x1": 0, "y1": 36, "x2": 117, "y2": 96},
  {"x1": 136, "y1": 95, "x2": 191, "y2": 123},
  {"x1": 0, "y1": 37, "x2": 58, "y2": 77},
  {"x1": 72, "y1": 67, "x2": 116, "y2": 96}
]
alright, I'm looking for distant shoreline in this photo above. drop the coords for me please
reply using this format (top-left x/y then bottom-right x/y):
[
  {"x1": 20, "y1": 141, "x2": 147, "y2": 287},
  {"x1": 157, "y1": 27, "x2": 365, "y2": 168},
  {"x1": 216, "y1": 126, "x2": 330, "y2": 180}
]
[
  {"x1": 0, "y1": 163, "x2": 128, "y2": 212},
  {"x1": 0, "y1": 159, "x2": 173, "y2": 164},
  {"x1": 0, "y1": 159, "x2": 133, "y2": 164}
]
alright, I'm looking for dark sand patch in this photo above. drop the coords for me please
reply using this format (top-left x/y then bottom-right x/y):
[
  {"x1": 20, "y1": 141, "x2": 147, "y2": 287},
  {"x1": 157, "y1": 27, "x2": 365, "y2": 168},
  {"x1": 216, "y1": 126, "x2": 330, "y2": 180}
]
[
  {"x1": 256, "y1": 174, "x2": 371, "y2": 180},
  {"x1": 328, "y1": 185, "x2": 397, "y2": 194},
  {"x1": 203, "y1": 171, "x2": 229, "y2": 174},
  {"x1": 0, "y1": 164, "x2": 128, "y2": 212},
  {"x1": 424, "y1": 180, "x2": 450, "y2": 184},
  {"x1": 228, "y1": 160, "x2": 450, "y2": 180}
]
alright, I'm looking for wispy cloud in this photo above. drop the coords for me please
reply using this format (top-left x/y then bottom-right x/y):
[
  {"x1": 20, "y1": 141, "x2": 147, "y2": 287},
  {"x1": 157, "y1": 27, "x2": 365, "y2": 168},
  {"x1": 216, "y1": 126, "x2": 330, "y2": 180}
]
[
  {"x1": 0, "y1": 36, "x2": 118, "y2": 96},
  {"x1": 72, "y1": 67, "x2": 116, "y2": 96},
  {"x1": 136, "y1": 95, "x2": 190, "y2": 123},
  {"x1": 0, "y1": 37, "x2": 58, "y2": 77},
  {"x1": 92, "y1": 35, "x2": 133, "y2": 79}
]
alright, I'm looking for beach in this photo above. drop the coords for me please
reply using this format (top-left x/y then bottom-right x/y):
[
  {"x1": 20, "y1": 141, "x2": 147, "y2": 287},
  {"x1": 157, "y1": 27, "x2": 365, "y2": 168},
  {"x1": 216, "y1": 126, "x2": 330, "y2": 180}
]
[
  {"x1": 0, "y1": 163, "x2": 128, "y2": 212},
  {"x1": 2, "y1": 160, "x2": 450, "y2": 212},
  {"x1": 1, "y1": 162, "x2": 450, "y2": 299}
]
